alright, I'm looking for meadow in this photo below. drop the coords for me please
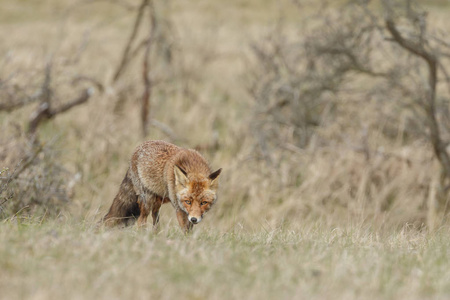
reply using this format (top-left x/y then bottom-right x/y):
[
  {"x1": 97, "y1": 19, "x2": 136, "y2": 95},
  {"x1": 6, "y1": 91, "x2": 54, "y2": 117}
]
[
  {"x1": 1, "y1": 220, "x2": 450, "y2": 300},
  {"x1": 1, "y1": 0, "x2": 450, "y2": 299}
]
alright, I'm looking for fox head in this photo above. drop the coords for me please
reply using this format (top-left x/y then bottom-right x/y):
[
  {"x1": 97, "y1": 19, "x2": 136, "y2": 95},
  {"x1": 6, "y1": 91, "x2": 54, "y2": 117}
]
[{"x1": 174, "y1": 165, "x2": 222, "y2": 224}]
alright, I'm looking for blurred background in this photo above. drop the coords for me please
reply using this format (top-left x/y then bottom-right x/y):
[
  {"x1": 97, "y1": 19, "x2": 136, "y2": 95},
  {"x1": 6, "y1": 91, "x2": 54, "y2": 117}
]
[{"x1": 1, "y1": 0, "x2": 450, "y2": 231}]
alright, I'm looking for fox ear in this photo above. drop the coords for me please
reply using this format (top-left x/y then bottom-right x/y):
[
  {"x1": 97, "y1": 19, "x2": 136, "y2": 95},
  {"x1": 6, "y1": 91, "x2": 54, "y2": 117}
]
[
  {"x1": 174, "y1": 165, "x2": 189, "y2": 187},
  {"x1": 209, "y1": 168, "x2": 222, "y2": 188}
]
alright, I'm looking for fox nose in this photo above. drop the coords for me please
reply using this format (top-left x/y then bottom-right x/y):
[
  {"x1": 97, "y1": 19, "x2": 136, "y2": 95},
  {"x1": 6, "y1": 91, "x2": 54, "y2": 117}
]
[{"x1": 189, "y1": 216, "x2": 201, "y2": 224}]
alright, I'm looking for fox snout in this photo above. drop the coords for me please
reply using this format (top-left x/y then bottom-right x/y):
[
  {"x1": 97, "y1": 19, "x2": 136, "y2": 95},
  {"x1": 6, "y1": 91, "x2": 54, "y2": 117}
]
[{"x1": 188, "y1": 216, "x2": 202, "y2": 224}]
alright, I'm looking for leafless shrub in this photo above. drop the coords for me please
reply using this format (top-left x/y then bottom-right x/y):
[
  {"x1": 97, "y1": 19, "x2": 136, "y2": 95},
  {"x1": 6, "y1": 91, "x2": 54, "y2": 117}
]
[
  {"x1": 254, "y1": 3, "x2": 448, "y2": 141},
  {"x1": 251, "y1": 1, "x2": 450, "y2": 166},
  {"x1": 0, "y1": 27, "x2": 99, "y2": 219},
  {"x1": 249, "y1": 28, "x2": 339, "y2": 163},
  {"x1": 248, "y1": 0, "x2": 450, "y2": 225},
  {"x1": 0, "y1": 135, "x2": 76, "y2": 219}
]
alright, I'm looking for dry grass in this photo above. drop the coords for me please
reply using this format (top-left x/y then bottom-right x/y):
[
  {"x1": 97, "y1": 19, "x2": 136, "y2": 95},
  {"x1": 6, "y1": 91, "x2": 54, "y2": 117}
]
[
  {"x1": 1, "y1": 0, "x2": 450, "y2": 299},
  {"x1": 1, "y1": 219, "x2": 450, "y2": 300}
]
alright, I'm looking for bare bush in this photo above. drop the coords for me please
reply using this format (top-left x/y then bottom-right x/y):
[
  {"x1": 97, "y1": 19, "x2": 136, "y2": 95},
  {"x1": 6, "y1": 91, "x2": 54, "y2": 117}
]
[
  {"x1": 0, "y1": 31, "x2": 98, "y2": 219},
  {"x1": 251, "y1": 1, "x2": 450, "y2": 153},
  {"x1": 0, "y1": 134, "x2": 76, "y2": 219},
  {"x1": 248, "y1": 0, "x2": 450, "y2": 226}
]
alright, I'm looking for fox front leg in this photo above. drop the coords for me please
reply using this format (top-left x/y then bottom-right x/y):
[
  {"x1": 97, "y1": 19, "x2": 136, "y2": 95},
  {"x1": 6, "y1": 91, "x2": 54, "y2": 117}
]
[{"x1": 176, "y1": 209, "x2": 193, "y2": 233}]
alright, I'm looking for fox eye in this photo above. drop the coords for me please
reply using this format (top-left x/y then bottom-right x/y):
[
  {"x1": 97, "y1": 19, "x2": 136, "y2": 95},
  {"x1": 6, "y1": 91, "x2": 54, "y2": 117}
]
[
  {"x1": 201, "y1": 201, "x2": 208, "y2": 206},
  {"x1": 185, "y1": 200, "x2": 191, "y2": 205}
]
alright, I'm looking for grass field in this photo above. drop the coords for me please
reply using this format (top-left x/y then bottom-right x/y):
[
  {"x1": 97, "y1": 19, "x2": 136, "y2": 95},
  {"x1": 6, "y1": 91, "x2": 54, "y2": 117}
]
[
  {"x1": 2, "y1": 0, "x2": 450, "y2": 299},
  {"x1": 1, "y1": 219, "x2": 450, "y2": 300}
]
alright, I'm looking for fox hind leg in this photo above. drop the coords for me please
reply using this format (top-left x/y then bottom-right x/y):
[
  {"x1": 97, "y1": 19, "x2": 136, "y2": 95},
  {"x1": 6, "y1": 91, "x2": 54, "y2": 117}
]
[{"x1": 103, "y1": 169, "x2": 139, "y2": 227}]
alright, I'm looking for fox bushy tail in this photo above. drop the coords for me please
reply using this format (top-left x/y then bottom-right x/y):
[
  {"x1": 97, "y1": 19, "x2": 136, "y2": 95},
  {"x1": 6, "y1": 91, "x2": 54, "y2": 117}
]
[{"x1": 102, "y1": 169, "x2": 139, "y2": 226}]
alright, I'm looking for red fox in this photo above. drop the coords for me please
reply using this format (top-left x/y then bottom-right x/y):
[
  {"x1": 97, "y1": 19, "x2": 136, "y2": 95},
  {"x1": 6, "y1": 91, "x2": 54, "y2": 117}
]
[{"x1": 102, "y1": 140, "x2": 222, "y2": 232}]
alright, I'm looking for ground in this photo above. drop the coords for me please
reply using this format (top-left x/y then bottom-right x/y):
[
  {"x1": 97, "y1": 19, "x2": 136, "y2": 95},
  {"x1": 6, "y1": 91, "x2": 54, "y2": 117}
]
[{"x1": 1, "y1": 220, "x2": 450, "y2": 300}]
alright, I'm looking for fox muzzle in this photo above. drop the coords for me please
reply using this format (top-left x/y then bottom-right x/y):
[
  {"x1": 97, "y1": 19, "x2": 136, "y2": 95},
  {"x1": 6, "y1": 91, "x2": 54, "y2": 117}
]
[{"x1": 188, "y1": 216, "x2": 202, "y2": 224}]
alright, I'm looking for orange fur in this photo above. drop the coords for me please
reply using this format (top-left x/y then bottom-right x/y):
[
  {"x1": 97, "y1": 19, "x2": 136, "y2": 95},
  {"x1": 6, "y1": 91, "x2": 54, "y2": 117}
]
[{"x1": 102, "y1": 140, "x2": 222, "y2": 232}]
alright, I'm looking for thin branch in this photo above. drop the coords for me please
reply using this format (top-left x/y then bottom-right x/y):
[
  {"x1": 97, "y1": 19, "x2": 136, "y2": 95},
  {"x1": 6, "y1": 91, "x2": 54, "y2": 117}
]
[
  {"x1": 129, "y1": 36, "x2": 151, "y2": 59},
  {"x1": 52, "y1": 88, "x2": 94, "y2": 115},
  {"x1": 72, "y1": 75, "x2": 104, "y2": 93},
  {"x1": 28, "y1": 88, "x2": 94, "y2": 135},
  {"x1": 385, "y1": 20, "x2": 437, "y2": 74},
  {"x1": 0, "y1": 90, "x2": 43, "y2": 112},
  {"x1": 112, "y1": 0, "x2": 149, "y2": 83},
  {"x1": 141, "y1": 0, "x2": 156, "y2": 137},
  {"x1": 386, "y1": 17, "x2": 450, "y2": 179},
  {"x1": 6, "y1": 144, "x2": 44, "y2": 182}
]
